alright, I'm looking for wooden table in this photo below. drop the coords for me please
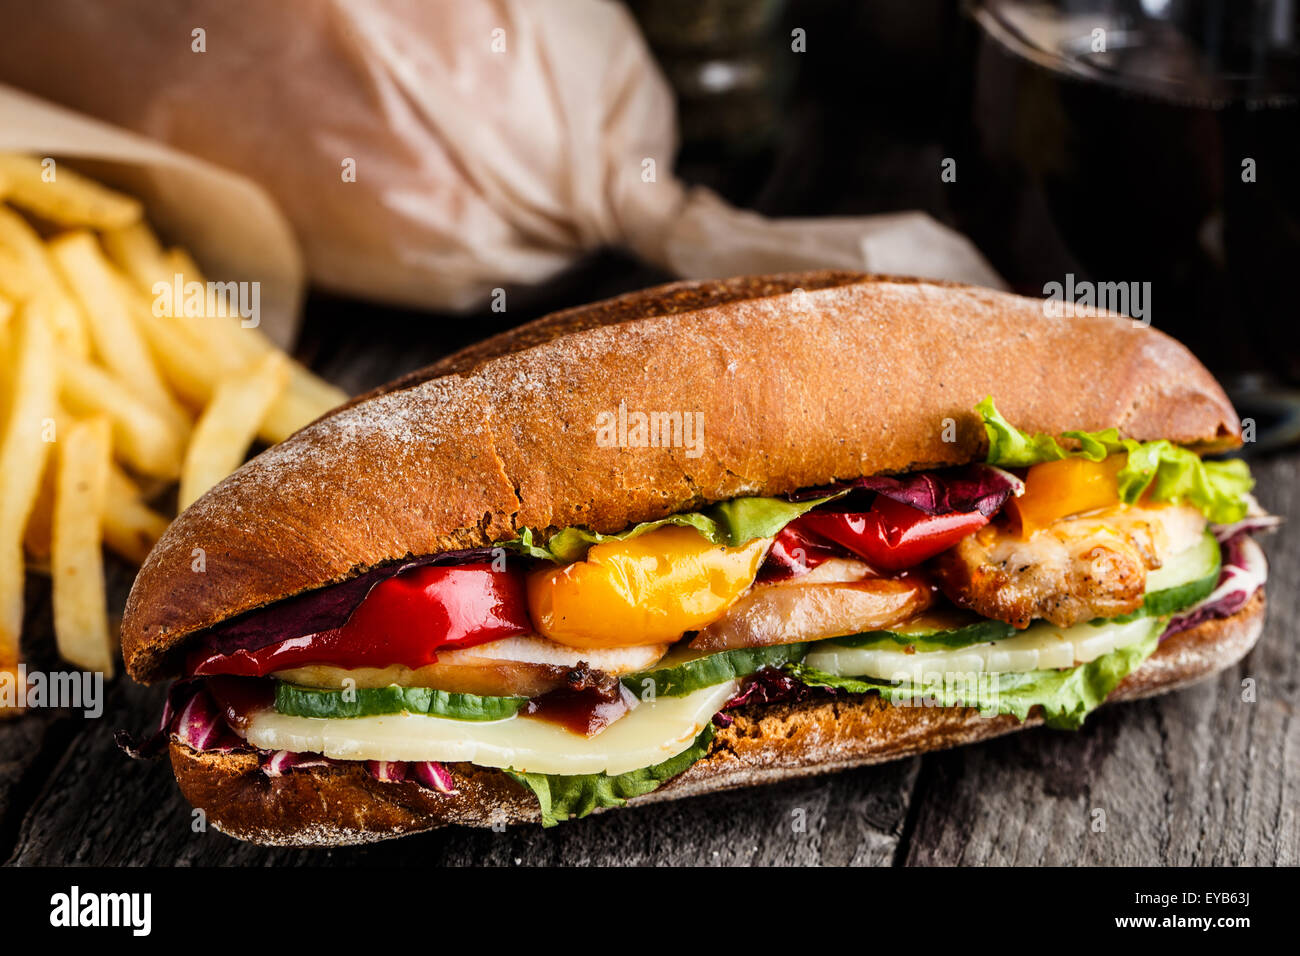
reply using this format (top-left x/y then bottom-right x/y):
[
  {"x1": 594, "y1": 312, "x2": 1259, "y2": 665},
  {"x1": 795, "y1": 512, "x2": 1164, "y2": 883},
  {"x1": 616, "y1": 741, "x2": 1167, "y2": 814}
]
[{"x1": 3, "y1": 278, "x2": 1296, "y2": 866}]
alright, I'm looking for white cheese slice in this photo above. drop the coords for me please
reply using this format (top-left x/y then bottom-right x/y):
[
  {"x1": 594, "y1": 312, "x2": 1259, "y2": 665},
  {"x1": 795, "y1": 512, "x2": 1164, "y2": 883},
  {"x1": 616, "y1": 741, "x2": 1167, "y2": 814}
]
[
  {"x1": 243, "y1": 679, "x2": 736, "y2": 776},
  {"x1": 804, "y1": 615, "x2": 1158, "y2": 683}
]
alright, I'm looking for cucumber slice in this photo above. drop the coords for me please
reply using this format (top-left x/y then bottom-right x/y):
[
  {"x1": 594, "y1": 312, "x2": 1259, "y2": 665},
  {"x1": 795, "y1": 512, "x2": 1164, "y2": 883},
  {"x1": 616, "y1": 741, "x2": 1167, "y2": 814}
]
[
  {"x1": 834, "y1": 614, "x2": 1015, "y2": 651},
  {"x1": 274, "y1": 682, "x2": 526, "y2": 721},
  {"x1": 1138, "y1": 529, "x2": 1220, "y2": 618},
  {"x1": 805, "y1": 614, "x2": 1164, "y2": 681},
  {"x1": 621, "y1": 643, "x2": 808, "y2": 699}
]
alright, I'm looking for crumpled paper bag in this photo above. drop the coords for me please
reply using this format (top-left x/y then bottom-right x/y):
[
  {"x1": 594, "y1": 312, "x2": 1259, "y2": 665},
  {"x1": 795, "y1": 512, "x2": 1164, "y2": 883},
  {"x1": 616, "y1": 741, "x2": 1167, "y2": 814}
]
[{"x1": 0, "y1": 0, "x2": 1002, "y2": 314}]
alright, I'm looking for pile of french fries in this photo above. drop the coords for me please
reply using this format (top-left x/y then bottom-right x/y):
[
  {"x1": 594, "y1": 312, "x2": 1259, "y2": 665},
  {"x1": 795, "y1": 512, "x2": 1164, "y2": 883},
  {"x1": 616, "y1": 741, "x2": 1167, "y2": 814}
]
[{"x1": 0, "y1": 153, "x2": 346, "y2": 697}]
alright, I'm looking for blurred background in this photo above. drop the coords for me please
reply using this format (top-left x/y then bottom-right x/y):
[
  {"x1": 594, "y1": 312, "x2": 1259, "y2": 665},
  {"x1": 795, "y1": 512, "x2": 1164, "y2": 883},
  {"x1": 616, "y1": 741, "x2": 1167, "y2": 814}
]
[
  {"x1": 632, "y1": 0, "x2": 1300, "y2": 449},
  {"x1": 2, "y1": 0, "x2": 1295, "y2": 449},
  {"x1": 349, "y1": 0, "x2": 1300, "y2": 448}
]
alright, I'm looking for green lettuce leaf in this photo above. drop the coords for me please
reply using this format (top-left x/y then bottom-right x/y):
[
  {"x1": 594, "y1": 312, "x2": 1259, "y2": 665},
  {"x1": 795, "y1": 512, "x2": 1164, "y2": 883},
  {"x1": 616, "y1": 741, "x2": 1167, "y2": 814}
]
[
  {"x1": 786, "y1": 618, "x2": 1162, "y2": 730},
  {"x1": 976, "y1": 396, "x2": 1252, "y2": 523},
  {"x1": 506, "y1": 726, "x2": 715, "y2": 827},
  {"x1": 513, "y1": 494, "x2": 835, "y2": 564}
]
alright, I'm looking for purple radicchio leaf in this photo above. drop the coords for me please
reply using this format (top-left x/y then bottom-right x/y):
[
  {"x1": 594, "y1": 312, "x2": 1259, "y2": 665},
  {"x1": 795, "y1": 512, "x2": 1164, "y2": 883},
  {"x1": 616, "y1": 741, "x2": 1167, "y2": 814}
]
[
  {"x1": 413, "y1": 761, "x2": 458, "y2": 794},
  {"x1": 1164, "y1": 535, "x2": 1268, "y2": 639},
  {"x1": 116, "y1": 677, "x2": 206, "y2": 759},
  {"x1": 1211, "y1": 513, "x2": 1281, "y2": 543},
  {"x1": 366, "y1": 760, "x2": 408, "y2": 783},
  {"x1": 790, "y1": 464, "x2": 1023, "y2": 517},
  {"x1": 724, "y1": 667, "x2": 828, "y2": 709},
  {"x1": 191, "y1": 547, "x2": 503, "y2": 660},
  {"x1": 262, "y1": 750, "x2": 341, "y2": 777},
  {"x1": 172, "y1": 685, "x2": 230, "y2": 751}
]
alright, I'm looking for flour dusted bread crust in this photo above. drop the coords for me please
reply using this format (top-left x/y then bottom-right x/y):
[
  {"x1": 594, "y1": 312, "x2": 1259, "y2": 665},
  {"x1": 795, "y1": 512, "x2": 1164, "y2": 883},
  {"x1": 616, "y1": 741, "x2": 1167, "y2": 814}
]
[
  {"x1": 168, "y1": 592, "x2": 1266, "y2": 846},
  {"x1": 122, "y1": 272, "x2": 1239, "y2": 682}
]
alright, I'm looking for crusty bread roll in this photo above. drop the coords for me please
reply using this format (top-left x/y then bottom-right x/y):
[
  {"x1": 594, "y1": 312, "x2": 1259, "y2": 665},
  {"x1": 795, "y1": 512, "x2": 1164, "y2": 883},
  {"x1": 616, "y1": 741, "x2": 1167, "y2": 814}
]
[
  {"x1": 121, "y1": 272, "x2": 1258, "y2": 846},
  {"x1": 169, "y1": 592, "x2": 1265, "y2": 846},
  {"x1": 122, "y1": 272, "x2": 1239, "y2": 682}
]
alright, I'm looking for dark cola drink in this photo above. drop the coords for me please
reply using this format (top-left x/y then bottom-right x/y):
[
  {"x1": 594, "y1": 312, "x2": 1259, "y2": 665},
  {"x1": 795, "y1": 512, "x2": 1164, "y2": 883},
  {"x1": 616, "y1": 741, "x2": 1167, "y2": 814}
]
[{"x1": 958, "y1": 0, "x2": 1300, "y2": 449}]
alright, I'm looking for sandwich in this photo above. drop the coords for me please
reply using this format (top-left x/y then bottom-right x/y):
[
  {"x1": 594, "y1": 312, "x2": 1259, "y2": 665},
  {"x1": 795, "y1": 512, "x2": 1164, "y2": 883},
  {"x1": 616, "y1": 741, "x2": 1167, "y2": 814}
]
[{"x1": 119, "y1": 272, "x2": 1275, "y2": 845}]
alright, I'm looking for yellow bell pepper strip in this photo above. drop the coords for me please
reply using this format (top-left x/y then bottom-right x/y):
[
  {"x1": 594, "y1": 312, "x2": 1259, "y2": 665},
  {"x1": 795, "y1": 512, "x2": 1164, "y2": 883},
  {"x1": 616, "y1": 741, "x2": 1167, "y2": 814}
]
[
  {"x1": 526, "y1": 526, "x2": 770, "y2": 648},
  {"x1": 1005, "y1": 454, "x2": 1125, "y2": 537}
]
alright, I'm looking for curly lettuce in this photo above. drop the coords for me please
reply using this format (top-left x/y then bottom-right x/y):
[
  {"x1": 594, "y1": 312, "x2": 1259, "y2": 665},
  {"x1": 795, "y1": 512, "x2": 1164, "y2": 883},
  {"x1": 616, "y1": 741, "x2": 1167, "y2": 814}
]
[
  {"x1": 977, "y1": 397, "x2": 1252, "y2": 524},
  {"x1": 511, "y1": 494, "x2": 833, "y2": 564},
  {"x1": 506, "y1": 726, "x2": 715, "y2": 827}
]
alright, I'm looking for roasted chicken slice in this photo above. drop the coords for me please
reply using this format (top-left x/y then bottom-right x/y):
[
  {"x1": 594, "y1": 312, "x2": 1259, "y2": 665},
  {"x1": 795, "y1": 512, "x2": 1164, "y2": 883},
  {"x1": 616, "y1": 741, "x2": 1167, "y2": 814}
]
[{"x1": 690, "y1": 558, "x2": 932, "y2": 651}]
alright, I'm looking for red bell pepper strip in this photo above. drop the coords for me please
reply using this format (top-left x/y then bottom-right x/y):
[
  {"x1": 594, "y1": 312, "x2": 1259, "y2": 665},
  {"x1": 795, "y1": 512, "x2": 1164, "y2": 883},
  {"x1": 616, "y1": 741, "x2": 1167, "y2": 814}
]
[
  {"x1": 188, "y1": 563, "x2": 530, "y2": 676},
  {"x1": 789, "y1": 496, "x2": 990, "y2": 573},
  {"x1": 761, "y1": 523, "x2": 843, "y2": 580}
]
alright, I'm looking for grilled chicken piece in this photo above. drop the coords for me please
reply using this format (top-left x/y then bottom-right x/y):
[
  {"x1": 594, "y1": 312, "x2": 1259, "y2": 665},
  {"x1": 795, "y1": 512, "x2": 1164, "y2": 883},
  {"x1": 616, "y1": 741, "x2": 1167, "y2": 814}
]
[
  {"x1": 932, "y1": 503, "x2": 1206, "y2": 629},
  {"x1": 690, "y1": 559, "x2": 932, "y2": 651}
]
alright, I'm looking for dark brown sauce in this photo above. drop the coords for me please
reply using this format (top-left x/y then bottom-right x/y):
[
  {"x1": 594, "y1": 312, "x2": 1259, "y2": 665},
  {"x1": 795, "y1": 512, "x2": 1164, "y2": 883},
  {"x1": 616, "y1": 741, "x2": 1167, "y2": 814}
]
[
  {"x1": 205, "y1": 676, "x2": 274, "y2": 734},
  {"x1": 523, "y1": 682, "x2": 636, "y2": 737}
]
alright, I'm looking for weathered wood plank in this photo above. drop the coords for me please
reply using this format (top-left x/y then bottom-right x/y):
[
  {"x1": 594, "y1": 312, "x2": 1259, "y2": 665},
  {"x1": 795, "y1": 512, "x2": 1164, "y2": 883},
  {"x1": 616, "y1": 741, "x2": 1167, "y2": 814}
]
[
  {"x1": 901, "y1": 455, "x2": 1299, "y2": 866},
  {"x1": 0, "y1": 711, "x2": 66, "y2": 855},
  {"x1": 6, "y1": 674, "x2": 920, "y2": 865},
  {"x1": 0, "y1": 574, "x2": 82, "y2": 861}
]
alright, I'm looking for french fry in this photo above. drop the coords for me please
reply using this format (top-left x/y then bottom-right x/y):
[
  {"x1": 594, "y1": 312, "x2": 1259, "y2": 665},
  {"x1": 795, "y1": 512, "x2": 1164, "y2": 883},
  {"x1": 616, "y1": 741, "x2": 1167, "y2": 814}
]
[
  {"x1": 0, "y1": 204, "x2": 91, "y2": 357},
  {"x1": 101, "y1": 220, "x2": 170, "y2": 293},
  {"x1": 0, "y1": 303, "x2": 58, "y2": 670},
  {"x1": 163, "y1": 249, "x2": 347, "y2": 441},
  {"x1": 180, "y1": 353, "x2": 290, "y2": 509},
  {"x1": 132, "y1": 303, "x2": 222, "y2": 409},
  {"x1": 59, "y1": 352, "x2": 185, "y2": 479},
  {"x1": 0, "y1": 163, "x2": 351, "y2": 682},
  {"x1": 260, "y1": 364, "x2": 348, "y2": 442},
  {"x1": 114, "y1": 274, "x2": 220, "y2": 409},
  {"x1": 51, "y1": 417, "x2": 114, "y2": 675},
  {"x1": 0, "y1": 153, "x2": 141, "y2": 230},
  {"x1": 0, "y1": 245, "x2": 38, "y2": 299},
  {"x1": 27, "y1": 412, "x2": 167, "y2": 567},
  {"x1": 22, "y1": 400, "x2": 78, "y2": 566},
  {"x1": 0, "y1": 247, "x2": 86, "y2": 361},
  {"x1": 49, "y1": 231, "x2": 190, "y2": 433},
  {"x1": 22, "y1": 456, "x2": 56, "y2": 565},
  {"x1": 161, "y1": 247, "x2": 265, "y2": 364},
  {"x1": 103, "y1": 467, "x2": 170, "y2": 566}
]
